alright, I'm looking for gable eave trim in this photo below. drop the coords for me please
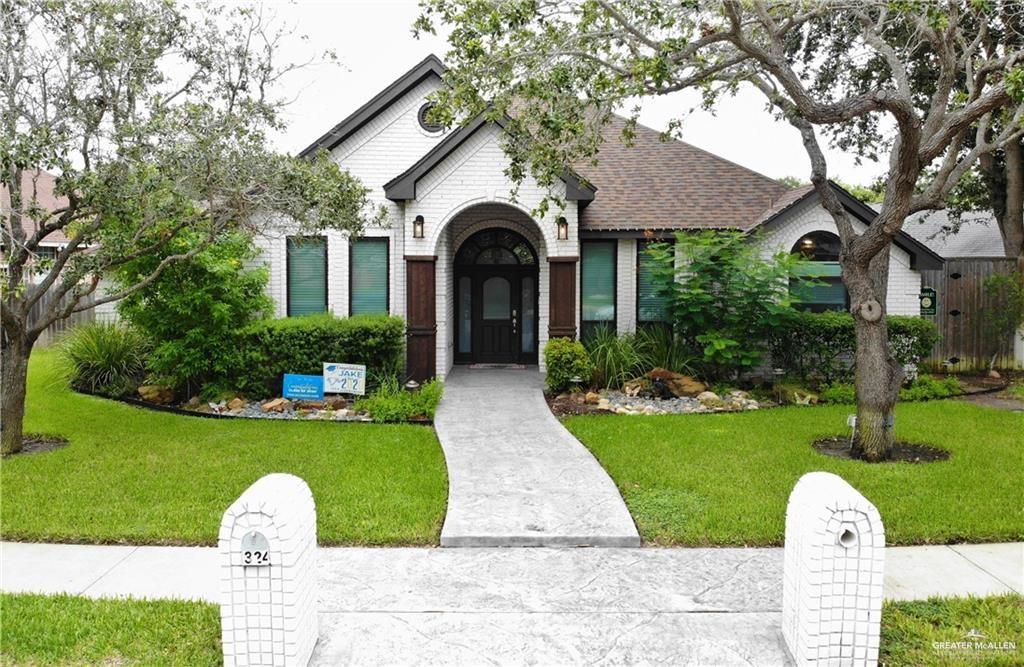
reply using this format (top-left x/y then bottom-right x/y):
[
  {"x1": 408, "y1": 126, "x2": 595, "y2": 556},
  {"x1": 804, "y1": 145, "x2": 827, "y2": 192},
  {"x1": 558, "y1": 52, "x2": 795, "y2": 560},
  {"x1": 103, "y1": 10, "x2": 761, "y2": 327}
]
[
  {"x1": 758, "y1": 182, "x2": 944, "y2": 271},
  {"x1": 383, "y1": 113, "x2": 598, "y2": 203}
]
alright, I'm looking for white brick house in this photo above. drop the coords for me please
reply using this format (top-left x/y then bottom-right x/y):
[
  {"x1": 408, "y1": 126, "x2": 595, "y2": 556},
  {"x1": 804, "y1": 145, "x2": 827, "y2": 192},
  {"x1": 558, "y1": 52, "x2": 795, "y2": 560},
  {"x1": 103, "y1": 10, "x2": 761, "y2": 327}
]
[{"x1": 257, "y1": 55, "x2": 942, "y2": 381}]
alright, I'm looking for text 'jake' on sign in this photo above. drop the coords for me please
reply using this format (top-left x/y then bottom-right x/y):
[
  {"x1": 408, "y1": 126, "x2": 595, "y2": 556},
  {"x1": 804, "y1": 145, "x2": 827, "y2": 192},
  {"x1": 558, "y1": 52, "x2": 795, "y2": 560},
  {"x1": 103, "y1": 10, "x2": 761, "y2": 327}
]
[
  {"x1": 282, "y1": 374, "x2": 324, "y2": 400},
  {"x1": 324, "y1": 363, "x2": 366, "y2": 395}
]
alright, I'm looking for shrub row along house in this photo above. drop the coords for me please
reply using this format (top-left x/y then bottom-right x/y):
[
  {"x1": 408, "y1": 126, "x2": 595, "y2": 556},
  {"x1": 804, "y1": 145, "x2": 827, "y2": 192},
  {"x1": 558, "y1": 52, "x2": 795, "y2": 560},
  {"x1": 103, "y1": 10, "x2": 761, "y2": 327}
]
[{"x1": 258, "y1": 55, "x2": 948, "y2": 381}]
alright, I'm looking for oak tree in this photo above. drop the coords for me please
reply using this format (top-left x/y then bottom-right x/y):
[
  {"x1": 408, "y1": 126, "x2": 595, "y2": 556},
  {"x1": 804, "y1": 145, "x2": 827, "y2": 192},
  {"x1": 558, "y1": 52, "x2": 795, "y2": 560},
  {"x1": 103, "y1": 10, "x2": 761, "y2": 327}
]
[
  {"x1": 417, "y1": 0, "x2": 1024, "y2": 460},
  {"x1": 1, "y1": 0, "x2": 382, "y2": 453}
]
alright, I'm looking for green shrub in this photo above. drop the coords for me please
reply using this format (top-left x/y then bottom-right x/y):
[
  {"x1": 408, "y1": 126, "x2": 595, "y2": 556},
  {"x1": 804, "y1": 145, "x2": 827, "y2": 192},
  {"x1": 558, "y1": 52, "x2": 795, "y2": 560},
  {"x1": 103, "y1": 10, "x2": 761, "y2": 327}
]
[
  {"x1": 634, "y1": 325, "x2": 696, "y2": 376},
  {"x1": 115, "y1": 232, "x2": 270, "y2": 396},
  {"x1": 584, "y1": 326, "x2": 643, "y2": 389},
  {"x1": 355, "y1": 377, "x2": 443, "y2": 423},
  {"x1": 820, "y1": 381, "x2": 856, "y2": 404},
  {"x1": 899, "y1": 375, "x2": 961, "y2": 402},
  {"x1": 768, "y1": 311, "x2": 940, "y2": 384},
  {"x1": 819, "y1": 376, "x2": 960, "y2": 404},
  {"x1": 229, "y1": 314, "x2": 405, "y2": 397},
  {"x1": 544, "y1": 337, "x2": 593, "y2": 393},
  {"x1": 644, "y1": 230, "x2": 804, "y2": 380},
  {"x1": 58, "y1": 323, "x2": 150, "y2": 397}
]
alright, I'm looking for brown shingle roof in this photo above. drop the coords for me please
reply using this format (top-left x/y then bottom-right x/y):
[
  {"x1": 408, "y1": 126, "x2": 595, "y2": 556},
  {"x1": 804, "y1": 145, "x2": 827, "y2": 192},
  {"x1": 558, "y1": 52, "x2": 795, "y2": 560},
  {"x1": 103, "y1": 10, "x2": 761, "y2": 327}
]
[
  {"x1": 0, "y1": 169, "x2": 71, "y2": 245},
  {"x1": 577, "y1": 117, "x2": 791, "y2": 231}
]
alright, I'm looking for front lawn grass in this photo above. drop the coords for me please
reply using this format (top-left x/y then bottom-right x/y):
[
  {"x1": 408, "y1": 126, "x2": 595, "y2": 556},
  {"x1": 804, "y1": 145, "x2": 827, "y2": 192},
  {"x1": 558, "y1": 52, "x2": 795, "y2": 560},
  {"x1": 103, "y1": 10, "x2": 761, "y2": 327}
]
[
  {"x1": 0, "y1": 350, "x2": 448, "y2": 546},
  {"x1": 564, "y1": 402, "x2": 1023, "y2": 546},
  {"x1": 0, "y1": 593, "x2": 221, "y2": 666},
  {"x1": 881, "y1": 594, "x2": 1024, "y2": 666}
]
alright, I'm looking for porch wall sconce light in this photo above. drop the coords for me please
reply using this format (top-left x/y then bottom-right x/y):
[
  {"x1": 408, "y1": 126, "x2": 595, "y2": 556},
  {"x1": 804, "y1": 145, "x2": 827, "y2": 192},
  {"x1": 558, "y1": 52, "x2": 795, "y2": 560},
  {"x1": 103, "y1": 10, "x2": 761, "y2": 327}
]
[
  {"x1": 413, "y1": 215, "x2": 425, "y2": 239},
  {"x1": 556, "y1": 216, "x2": 569, "y2": 241}
]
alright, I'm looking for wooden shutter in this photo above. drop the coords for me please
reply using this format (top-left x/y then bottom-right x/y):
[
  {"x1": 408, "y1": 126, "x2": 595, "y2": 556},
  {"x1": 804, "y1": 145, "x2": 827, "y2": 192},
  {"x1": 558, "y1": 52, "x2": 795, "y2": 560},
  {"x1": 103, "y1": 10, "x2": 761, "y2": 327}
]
[
  {"x1": 287, "y1": 237, "x2": 327, "y2": 317},
  {"x1": 350, "y1": 239, "x2": 389, "y2": 315}
]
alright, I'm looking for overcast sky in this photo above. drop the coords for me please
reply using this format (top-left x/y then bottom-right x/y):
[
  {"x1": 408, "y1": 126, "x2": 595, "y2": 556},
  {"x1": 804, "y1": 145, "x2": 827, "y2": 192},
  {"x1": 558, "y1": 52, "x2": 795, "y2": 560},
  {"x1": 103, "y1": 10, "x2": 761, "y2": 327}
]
[{"x1": 265, "y1": 0, "x2": 885, "y2": 186}]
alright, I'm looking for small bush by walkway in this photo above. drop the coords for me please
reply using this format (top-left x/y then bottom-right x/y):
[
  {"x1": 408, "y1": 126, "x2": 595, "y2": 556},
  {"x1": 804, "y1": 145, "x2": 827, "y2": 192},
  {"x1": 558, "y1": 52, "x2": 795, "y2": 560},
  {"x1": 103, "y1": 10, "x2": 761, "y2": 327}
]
[
  {"x1": 1, "y1": 351, "x2": 448, "y2": 546},
  {"x1": 565, "y1": 401, "x2": 1023, "y2": 546}
]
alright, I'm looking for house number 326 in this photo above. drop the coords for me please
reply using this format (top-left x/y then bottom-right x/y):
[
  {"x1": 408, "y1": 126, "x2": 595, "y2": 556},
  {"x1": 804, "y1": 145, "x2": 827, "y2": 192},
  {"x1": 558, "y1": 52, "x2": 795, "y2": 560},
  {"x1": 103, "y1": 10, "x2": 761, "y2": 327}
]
[{"x1": 240, "y1": 531, "x2": 271, "y2": 566}]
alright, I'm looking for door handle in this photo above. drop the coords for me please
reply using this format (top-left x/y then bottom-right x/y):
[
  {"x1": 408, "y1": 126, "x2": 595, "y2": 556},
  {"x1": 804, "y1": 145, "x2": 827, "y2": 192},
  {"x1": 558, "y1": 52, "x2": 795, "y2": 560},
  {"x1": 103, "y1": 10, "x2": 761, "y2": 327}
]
[{"x1": 512, "y1": 309, "x2": 518, "y2": 332}]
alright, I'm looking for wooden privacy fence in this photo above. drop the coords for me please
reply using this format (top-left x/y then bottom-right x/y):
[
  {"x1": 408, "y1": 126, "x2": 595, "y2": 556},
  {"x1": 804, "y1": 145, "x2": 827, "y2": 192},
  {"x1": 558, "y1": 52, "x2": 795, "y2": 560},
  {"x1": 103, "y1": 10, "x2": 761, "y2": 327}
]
[
  {"x1": 28, "y1": 289, "x2": 95, "y2": 346},
  {"x1": 921, "y1": 257, "x2": 1018, "y2": 372}
]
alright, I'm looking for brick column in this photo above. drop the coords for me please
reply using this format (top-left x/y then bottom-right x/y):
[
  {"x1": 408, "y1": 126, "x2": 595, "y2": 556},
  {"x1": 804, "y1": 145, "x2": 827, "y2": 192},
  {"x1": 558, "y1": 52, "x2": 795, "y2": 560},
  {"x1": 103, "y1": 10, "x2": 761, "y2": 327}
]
[
  {"x1": 405, "y1": 255, "x2": 436, "y2": 382},
  {"x1": 548, "y1": 256, "x2": 578, "y2": 339}
]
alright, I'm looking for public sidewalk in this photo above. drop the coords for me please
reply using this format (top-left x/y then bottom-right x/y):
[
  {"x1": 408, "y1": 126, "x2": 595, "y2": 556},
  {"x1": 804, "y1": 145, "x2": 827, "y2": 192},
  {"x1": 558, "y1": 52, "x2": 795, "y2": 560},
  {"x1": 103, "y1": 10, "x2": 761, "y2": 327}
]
[
  {"x1": 2, "y1": 541, "x2": 1020, "y2": 604},
  {"x1": 3, "y1": 541, "x2": 1020, "y2": 665}
]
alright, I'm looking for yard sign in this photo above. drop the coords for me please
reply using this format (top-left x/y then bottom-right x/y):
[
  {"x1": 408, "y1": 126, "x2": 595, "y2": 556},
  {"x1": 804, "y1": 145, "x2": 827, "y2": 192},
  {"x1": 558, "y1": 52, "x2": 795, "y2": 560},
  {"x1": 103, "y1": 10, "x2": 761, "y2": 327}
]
[
  {"x1": 919, "y1": 287, "x2": 937, "y2": 316},
  {"x1": 282, "y1": 374, "x2": 325, "y2": 400},
  {"x1": 323, "y1": 363, "x2": 366, "y2": 395}
]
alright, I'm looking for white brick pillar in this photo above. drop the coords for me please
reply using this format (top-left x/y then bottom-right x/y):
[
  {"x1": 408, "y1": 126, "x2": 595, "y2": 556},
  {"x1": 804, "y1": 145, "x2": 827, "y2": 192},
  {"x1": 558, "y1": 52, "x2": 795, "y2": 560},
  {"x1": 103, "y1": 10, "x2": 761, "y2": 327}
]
[
  {"x1": 783, "y1": 472, "x2": 885, "y2": 666},
  {"x1": 219, "y1": 474, "x2": 318, "y2": 667}
]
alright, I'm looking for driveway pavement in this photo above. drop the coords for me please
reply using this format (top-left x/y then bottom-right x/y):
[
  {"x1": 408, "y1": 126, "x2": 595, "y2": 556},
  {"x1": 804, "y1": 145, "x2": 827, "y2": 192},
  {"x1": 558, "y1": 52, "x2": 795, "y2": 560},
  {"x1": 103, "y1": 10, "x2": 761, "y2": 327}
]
[{"x1": 433, "y1": 367, "x2": 640, "y2": 546}]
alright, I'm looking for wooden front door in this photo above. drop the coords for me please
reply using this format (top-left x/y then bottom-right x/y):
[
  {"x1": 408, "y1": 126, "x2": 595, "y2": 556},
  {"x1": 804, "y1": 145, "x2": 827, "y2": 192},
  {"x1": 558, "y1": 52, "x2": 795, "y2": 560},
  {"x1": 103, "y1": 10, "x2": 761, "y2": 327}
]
[
  {"x1": 475, "y1": 271, "x2": 520, "y2": 363},
  {"x1": 453, "y1": 228, "x2": 539, "y2": 365}
]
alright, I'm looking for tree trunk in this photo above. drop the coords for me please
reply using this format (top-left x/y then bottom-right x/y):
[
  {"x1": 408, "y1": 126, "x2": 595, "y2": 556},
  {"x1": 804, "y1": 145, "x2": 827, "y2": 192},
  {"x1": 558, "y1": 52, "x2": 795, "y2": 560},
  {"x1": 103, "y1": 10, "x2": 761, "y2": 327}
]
[
  {"x1": 846, "y1": 247, "x2": 903, "y2": 462},
  {"x1": 1, "y1": 332, "x2": 32, "y2": 455},
  {"x1": 1000, "y1": 139, "x2": 1024, "y2": 274}
]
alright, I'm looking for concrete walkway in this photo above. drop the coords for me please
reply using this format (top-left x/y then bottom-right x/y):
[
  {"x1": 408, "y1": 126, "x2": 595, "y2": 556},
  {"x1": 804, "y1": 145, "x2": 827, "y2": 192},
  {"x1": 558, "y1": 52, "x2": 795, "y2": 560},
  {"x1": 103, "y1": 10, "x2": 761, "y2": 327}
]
[
  {"x1": 3, "y1": 541, "x2": 1020, "y2": 665},
  {"x1": 434, "y1": 367, "x2": 639, "y2": 547}
]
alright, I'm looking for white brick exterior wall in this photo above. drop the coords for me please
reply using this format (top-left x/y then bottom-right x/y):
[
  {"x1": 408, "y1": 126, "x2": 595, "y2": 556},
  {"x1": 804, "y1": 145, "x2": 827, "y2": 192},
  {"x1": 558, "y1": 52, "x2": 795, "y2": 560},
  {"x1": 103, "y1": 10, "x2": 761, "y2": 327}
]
[
  {"x1": 254, "y1": 80, "x2": 579, "y2": 378},
  {"x1": 616, "y1": 238, "x2": 637, "y2": 335},
  {"x1": 219, "y1": 474, "x2": 318, "y2": 667},
  {"x1": 253, "y1": 64, "x2": 924, "y2": 378},
  {"x1": 759, "y1": 203, "x2": 922, "y2": 316},
  {"x1": 783, "y1": 472, "x2": 885, "y2": 666}
]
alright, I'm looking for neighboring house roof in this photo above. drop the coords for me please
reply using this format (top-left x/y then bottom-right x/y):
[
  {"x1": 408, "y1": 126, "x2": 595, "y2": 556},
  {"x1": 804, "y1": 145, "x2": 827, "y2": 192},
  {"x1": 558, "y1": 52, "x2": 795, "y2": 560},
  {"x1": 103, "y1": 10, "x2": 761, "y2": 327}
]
[
  {"x1": 576, "y1": 115, "x2": 791, "y2": 231},
  {"x1": 901, "y1": 209, "x2": 1008, "y2": 259},
  {"x1": 298, "y1": 55, "x2": 446, "y2": 159},
  {"x1": 0, "y1": 169, "x2": 71, "y2": 246},
  {"x1": 383, "y1": 113, "x2": 596, "y2": 202},
  {"x1": 755, "y1": 182, "x2": 944, "y2": 270}
]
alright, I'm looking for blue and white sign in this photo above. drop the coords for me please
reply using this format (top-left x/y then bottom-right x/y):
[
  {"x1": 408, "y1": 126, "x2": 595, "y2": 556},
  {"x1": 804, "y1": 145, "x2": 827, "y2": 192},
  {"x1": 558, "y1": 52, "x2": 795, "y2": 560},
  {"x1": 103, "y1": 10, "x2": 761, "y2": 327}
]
[
  {"x1": 282, "y1": 373, "x2": 325, "y2": 400},
  {"x1": 323, "y1": 363, "x2": 366, "y2": 396}
]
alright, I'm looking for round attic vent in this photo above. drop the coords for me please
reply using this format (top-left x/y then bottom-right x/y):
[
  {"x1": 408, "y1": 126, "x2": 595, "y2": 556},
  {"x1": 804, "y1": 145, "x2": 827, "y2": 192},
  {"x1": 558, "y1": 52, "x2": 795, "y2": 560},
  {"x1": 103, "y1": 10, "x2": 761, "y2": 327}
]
[{"x1": 417, "y1": 103, "x2": 443, "y2": 133}]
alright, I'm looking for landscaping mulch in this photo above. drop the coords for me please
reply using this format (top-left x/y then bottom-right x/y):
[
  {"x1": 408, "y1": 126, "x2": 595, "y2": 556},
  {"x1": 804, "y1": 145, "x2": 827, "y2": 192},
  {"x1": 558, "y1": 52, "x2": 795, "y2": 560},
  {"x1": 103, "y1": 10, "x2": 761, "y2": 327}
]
[
  {"x1": 4, "y1": 434, "x2": 69, "y2": 457},
  {"x1": 546, "y1": 394, "x2": 606, "y2": 417},
  {"x1": 813, "y1": 436, "x2": 951, "y2": 463}
]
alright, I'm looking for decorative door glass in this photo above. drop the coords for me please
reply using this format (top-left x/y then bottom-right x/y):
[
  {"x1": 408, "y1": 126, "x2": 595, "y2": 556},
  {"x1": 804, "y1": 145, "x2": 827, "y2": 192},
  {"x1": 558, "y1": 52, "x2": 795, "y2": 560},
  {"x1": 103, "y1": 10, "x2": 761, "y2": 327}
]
[{"x1": 482, "y1": 277, "x2": 511, "y2": 319}]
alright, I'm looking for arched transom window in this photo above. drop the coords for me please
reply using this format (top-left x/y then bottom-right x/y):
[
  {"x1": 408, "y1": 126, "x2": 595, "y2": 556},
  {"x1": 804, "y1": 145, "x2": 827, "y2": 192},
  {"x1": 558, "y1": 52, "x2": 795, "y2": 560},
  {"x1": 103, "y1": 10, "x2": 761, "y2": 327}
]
[
  {"x1": 790, "y1": 231, "x2": 849, "y2": 312},
  {"x1": 455, "y1": 229, "x2": 537, "y2": 266}
]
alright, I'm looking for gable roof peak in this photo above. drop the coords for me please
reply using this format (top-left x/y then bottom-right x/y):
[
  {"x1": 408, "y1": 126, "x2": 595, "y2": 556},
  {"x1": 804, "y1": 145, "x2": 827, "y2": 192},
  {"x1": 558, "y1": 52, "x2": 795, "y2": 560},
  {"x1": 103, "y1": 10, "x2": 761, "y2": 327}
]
[{"x1": 298, "y1": 54, "x2": 446, "y2": 159}]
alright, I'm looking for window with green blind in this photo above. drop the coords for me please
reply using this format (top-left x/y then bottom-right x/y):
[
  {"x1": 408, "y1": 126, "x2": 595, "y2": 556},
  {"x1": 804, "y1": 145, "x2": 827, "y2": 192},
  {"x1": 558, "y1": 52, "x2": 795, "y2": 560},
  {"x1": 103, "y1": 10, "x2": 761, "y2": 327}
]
[
  {"x1": 637, "y1": 240, "x2": 671, "y2": 323},
  {"x1": 790, "y1": 262, "x2": 848, "y2": 312},
  {"x1": 581, "y1": 240, "x2": 616, "y2": 340},
  {"x1": 789, "y1": 231, "x2": 848, "y2": 313},
  {"x1": 350, "y1": 238, "x2": 389, "y2": 315},
  {"x1": 286, "y1": 236, "x2": 327, "y2": 317}
]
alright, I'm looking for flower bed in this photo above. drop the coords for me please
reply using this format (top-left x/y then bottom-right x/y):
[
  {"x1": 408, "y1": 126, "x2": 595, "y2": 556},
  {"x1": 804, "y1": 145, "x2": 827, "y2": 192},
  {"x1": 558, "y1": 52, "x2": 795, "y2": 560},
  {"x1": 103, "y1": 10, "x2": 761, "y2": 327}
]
[{"x1": 182, "y1": 395, "x2": 373, "y2": 422}]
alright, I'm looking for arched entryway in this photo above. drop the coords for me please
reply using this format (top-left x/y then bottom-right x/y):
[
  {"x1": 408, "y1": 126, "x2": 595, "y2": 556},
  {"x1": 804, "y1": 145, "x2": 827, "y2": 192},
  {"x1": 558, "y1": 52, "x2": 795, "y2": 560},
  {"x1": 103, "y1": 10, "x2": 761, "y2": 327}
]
[{"x1": 454, "y1": 228, "x2": 539, "y2": 364}]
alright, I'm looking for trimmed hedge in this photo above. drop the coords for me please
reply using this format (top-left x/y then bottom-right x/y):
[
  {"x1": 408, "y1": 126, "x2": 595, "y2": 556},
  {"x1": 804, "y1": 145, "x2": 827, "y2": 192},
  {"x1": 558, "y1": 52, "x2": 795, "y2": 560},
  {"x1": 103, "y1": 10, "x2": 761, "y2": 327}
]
[
  {"x1": 544, "y1": 337, "x2": 594, "y2": 393},
  {"x1": 229, "y1": 314, "x2": 405, "y2": 397},
  {"x1": 769, "y1": 311, "x2": 939, "y2": 384}
]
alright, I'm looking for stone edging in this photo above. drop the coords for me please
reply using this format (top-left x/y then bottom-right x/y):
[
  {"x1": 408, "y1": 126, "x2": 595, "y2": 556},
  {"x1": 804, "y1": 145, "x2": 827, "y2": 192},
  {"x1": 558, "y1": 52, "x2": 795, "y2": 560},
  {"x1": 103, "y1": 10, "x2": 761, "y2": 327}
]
[{"x1": 75, "y1": 389, "x2": 432, "y2": 426}]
